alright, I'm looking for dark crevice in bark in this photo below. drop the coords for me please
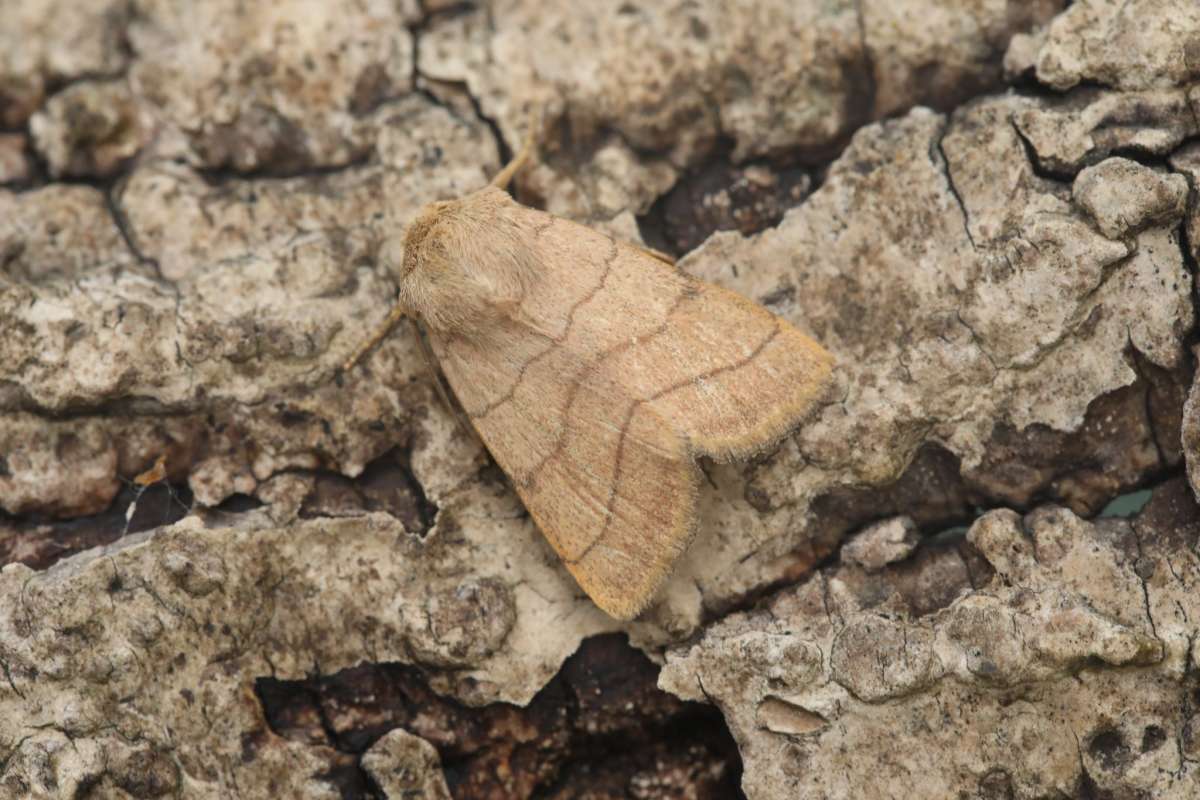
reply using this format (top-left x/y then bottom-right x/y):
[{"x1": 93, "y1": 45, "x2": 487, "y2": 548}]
[
  {"x1": 707, "y1": 443, "x2": 978, "y2": 623},
  {"x1": 409, "y1": 5, "x2": 513, "y2": 171},
  {"x1": 297, "y1": 447, "x2": 438, "y2": 536},
  {"x1": 0, "y1": 390, "x2": 419, "y2": 571},
  {"x1": 712, "y1": 343, "x2": 1193, "y2": 621},
  {"x1": 0, "y1": 480, "x2": 194, "y2": 571},
  {"x1": 1009, "y1": 117, "x2": 1076, "y2": 183},
  {"x1": 0, "y1": 442, "x2": 438, "y2": 572},
  {"x1": 7, "y1": 154, "x2": 118, "y2": 195},
  {"x1": 934, "y1": 121, "x2": 978, "y2": 249},
  {"x1": 255, "y1": 634, "x2": 744, "y2": 800},
  {"x1": 102, "y1": 181, "x2": 165, "y2": 283},
  {"x1": 636, "y1": 138, "x2": 815, "y2": 257},
  {"x1": 191, "y1": 151, "x2": 378, "y2": 187},
  {"x1": 635, "y1": 9, "x2": 1066, "y2": 257}
]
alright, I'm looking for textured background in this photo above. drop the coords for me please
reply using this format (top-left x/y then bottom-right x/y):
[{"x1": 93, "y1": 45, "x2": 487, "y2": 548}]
[{"x1": 2, "y1": 0, "x2": 1200, "y2": 797}]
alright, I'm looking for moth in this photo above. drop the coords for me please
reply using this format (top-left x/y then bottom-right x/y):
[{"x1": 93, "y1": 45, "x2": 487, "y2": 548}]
[{"x1": 346, "y1": 140, "x2": 834, "y2": 620}]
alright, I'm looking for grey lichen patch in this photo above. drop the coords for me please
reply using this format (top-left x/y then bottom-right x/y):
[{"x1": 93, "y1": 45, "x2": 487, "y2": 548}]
[
  {"x1": 829, "y1": 614, "x2": 941, "y2": 701},
  {"x1": 655, "y1": 95, "x2": 1192, "y2": 627},
  {"x1": 5, "y1": 0, "x2": 426, "y2": 177},
  {"x1": 482, "y1": 0, "x2": 1063, "y2": 163},
  {"x1": 127, "y1": 0, "x2": 418, "y2": 173},
  {"x1": 1169, "y1": 142, "x2": 1200, "y2": 267},
  {"x1": 423, "y1": 0, "x2": 1062, "y2": 227},
  {"x1": 1073, "y1": 157, "x2": 1189, "y2": 239},
  {"x1": 840, "y1": 516, "x2": 919, "y2": 572},
  {"x1": 1080, "y1": 157, "x2": 1190, "y2": 241},
  {"x1": 0, "y1": 99, "x2": 496, "y2": 516},
  {"x1": 0, "y1": 414, "x2": 121, "y2": 518},
  {"x1": 361, "y1": 729, "x2": 452, "y2": 800},
  {"x1": 660, "y1": 481, "x2": 1197, "y2": 798},
  {"x1": 30, "y1": 79, "x2": 151, "y2": 179},
  {"x1": 1003, "y1": 26, "x2": 1048, "y2": 81},
  {"x1": 0, "y1": 0, "x2": 130, "y2": 128},
  {"x1": 1013, "y1": 87, "x2": 1200, "y2": 176},
  {"x1": 862, "y1": 1, "x2": 1065, "y2": 118},
  {"x1": 1181, "y1": 377, "x2": 1200, "y2": 505},
  {"x1": 0, "y1": 507, "x2": 616, "y2": 796},
  {"x1": 0, "y1": 185, "x2": 138, "y2": 283},
  {"x1": 404, "y1": 577, "x2": 518, "y2": 668},
  {"x1": 1033, "y1": 0, "x2": 1200, "y2": 91}
]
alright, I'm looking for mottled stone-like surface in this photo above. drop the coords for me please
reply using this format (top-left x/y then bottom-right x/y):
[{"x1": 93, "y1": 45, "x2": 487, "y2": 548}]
[
  {"x1": 1013, "y1": 86, "x2": 1200, "y2": 175},
  {"x1": 1034, "y1": 0, "x2": 1200, "y2": 90},
  {"x1": 128, "y1": 0, "x2": 418, "y2": 174},
  {"x1": 0, "y1": 510, "x2": 616, "y2": 797},
  {"x1": 661, "y1": 479, "x2": 1200, "y2": 799},
  {"x1": 30, "y1": 79, "x2": 151, "y2": 179},
  {"x1": 0, "y1": 0, "x2": 129, "y2": 128},
  {"x1": 362, "y1": 730, "x2": 452, "y2": 800},
  {"x1": 840, "y1": 516, "x2": 919, "y2": 572},
  {"x1": 423, "y1": 0, "x2": 1063, "y2": 225},
  {"x1": 668, "y1": 97, "x2": 1191, "y2": 624},
  {"x1": 1074, "y1": 157, "x2": 1189, "y2": 239},
  {"x1": 3, "y1": 0, "x2": 1200, "y2": 797}
]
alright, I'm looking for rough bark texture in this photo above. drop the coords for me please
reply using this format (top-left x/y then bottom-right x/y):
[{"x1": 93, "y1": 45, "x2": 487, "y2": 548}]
[{"x1": 2, "y1": 0, "x2": 1200, "y2": 798}]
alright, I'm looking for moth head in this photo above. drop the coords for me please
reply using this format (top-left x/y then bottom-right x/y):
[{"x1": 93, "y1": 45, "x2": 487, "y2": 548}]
[
  {"x1": 397, "y1": 200, "x2": 455, "y2": 282},
  {"x1": 388, "y1": 190, "x2": 531, "y2": 335},
  {"x1": 386, "y1": 198, "x2": 482, "y2": 333}
]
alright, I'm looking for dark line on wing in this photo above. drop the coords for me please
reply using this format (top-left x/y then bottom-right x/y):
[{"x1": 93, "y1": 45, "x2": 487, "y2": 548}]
[
  {"x1": 517, "y1": 280, "x2": 697, "y2": 490},
  {"x1": 564, "y1": 319, "x2": 782, "y2": 565},
  {"x1": 467, "y1": 236, "x2": 619, "y2": 419}
]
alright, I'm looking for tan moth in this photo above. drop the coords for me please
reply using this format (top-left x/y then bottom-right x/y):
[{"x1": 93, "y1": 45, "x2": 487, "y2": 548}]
[{"x1": 346, "y1": 138, "x2": 834, "y2": 619}]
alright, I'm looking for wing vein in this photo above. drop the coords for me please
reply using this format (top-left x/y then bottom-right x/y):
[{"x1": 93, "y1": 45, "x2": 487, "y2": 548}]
[
  {"x1": 516, "y1": 280, "x2": 697, "y2": 489},
  {"x1": 564, "y1": 318, "x2": 782, "y2": 565},
  {"x1": 468, "y1": 236, "x2": 620, "y2": 419}
]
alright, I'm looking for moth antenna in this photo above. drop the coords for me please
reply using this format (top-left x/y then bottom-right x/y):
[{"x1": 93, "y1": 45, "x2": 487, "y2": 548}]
[
  {"x1": 490, "y1": 107, "x2": 541, "y2": 190},
  {"x1": 637, "y1": 244, "x2": 676, "y2": 266},
  {"x1": 343, "y1": 302, "x2": 407, "y2": 371},
  {"x1": 489, "y1": 138, "x2": 531, "y2": 191},
  {"x1": 411, "y1": 317, "x2": 476, "y2": 441}
]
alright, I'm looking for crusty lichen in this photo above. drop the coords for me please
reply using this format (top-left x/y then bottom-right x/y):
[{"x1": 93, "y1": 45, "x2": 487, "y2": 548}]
[{"x1": 660, "y1": 481, "x2": 1199, "y2": 799}]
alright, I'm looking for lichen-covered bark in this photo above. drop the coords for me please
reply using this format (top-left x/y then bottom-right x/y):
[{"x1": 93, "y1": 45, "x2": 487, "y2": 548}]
[
  {"x1": 660, "y1": 479, "x2": 1200, "y2": 798},
  {"x1": 2, "y1": 0, "x2": 1200, "y2": 798}
]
